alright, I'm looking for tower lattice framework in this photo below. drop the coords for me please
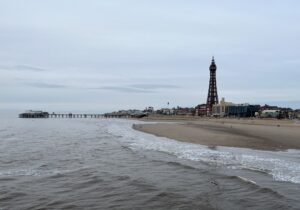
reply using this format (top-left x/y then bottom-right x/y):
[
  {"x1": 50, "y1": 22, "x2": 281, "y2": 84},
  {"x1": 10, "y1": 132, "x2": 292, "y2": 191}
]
[{"x1": 206, "y1": 57, "x2": 219, "y2": 115}]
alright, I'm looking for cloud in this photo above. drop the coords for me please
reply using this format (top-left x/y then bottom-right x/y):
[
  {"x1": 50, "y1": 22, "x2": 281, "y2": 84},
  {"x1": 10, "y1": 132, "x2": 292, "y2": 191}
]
[
  {"x1": 26, "y1": 82, "x2": 67, "y2": 89},
  {"x1": 0, "y1": 64, "x2": 47, "y2": 72},
  {"x1": 130, "y1": 84, "x2": 180, "y2": 90},
  {"x1": 93, "y1": 83, "x2": 179, "y2": 93},
  {"x1": 96, "y1": 86, "x2": 154, "y2": 93},
  {"x1": 1, "y1": 1, "x2": 300, "y2": 111}
]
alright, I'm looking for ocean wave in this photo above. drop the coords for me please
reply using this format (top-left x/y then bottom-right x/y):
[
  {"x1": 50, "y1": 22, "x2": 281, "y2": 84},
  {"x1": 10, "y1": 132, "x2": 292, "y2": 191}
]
[
  {"x1": 103, "y1": 119, "x2": 300, "y2": 184},
  {"x1": 235, "y1": 176, "x2": 257, "y2": 185},
  {"x1": 0, "y1": 168, "x2": 72, "y2": 177}
]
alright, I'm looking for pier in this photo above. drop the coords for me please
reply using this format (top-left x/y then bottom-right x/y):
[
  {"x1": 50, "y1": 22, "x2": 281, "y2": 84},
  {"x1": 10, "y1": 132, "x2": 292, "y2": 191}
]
[
  {"x1": 18, "y1": 110, "x2": 105, "y2": 118},
  {"x1": 49, "y1": 113, "x2": 104, "y2": 118},
  {"x1": 19, "y1": 110, "x2": 146, "y2": 119}
]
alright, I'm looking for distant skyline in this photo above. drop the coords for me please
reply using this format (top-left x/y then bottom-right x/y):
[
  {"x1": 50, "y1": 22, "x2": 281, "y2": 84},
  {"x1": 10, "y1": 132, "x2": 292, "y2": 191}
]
[{"x1": 1, "y1": 0, "x2": 300, "y2": 112}]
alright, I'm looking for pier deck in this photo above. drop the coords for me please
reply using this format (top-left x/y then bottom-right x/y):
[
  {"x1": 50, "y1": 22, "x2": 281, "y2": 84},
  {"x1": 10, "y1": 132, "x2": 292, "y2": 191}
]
[{"x1": 19, "y1": 111, "x2": 144, "y2": 118}]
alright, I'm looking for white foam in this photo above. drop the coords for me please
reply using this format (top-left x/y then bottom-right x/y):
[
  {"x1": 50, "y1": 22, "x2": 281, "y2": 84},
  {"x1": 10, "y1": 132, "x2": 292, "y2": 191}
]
[
  {"x1": 0, "y1": 168, "x2": 72, "y2": 177},
  {"x1": 101, "y1": 119, "x2": 300, "y2": 184},
  {"x1": 237, "y1": 176, "x2": 257, "y2": 185}
]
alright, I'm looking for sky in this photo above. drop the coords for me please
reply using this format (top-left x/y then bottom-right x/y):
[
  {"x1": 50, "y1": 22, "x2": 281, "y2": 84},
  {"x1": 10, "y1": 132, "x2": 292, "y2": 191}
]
[{"x1": 0, "y1": 0, "x2": 300, "y2": 113}]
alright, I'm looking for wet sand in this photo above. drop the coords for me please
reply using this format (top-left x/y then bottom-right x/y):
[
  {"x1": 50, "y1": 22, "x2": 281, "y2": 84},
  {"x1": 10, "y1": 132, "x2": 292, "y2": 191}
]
[{"x1": 133, "y1": 119, "x2": 300, "y2": 151}]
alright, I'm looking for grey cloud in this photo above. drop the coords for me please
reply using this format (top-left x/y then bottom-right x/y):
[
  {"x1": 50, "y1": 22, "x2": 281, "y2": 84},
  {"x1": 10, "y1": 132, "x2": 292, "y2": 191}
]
[
  {"x1": 96, "y1": 86, "x2": 155, "y2": 93},
  {"x1": 27, "y1": 82, "x2": 67, "y2": 89},
  {"x1": 93, "y1": 84, "x2": 179, "y2": 93},
  {"x1": 0, "y1": 64, "x2": 47, "y2": 72},
  {"x1": 14, "y1": 65, "x2": 46, "y2": 72},
  {"x1": 130, "y1": 84, "x2": 180, "y2": 90}
]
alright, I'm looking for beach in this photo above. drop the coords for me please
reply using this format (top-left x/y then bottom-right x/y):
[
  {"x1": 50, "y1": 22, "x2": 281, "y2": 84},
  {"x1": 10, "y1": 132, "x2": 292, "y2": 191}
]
[{"x1": 133, "y1": 118, "x2": 300, "y2": 151}]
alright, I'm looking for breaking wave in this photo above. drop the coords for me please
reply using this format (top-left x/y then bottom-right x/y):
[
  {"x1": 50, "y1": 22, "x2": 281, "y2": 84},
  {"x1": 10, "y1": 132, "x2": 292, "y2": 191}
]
[{"x1": 104, "y1": 119, "x2": 300, "y2": 184}]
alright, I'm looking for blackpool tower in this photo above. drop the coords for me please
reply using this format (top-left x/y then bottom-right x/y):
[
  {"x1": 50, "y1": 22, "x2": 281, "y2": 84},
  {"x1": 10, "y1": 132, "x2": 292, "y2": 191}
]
[{"x1": 206, "y1": 57, "x2": 219, "y2": 115}]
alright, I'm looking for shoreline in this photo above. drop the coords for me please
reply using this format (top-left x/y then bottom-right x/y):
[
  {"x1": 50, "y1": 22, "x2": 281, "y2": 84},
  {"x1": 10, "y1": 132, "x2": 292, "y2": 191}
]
[
  {"x1": 142, "y1": 115, "x2": 300, "y2": 126},
  {"x1": 133, "y1": 118, "x2": 300, "y2": 151}
]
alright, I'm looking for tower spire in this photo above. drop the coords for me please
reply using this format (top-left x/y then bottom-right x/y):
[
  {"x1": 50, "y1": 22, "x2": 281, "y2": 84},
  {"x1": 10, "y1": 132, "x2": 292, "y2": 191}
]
[{"x1": 211, "y1": 56, "x2": 215, "y2": 65}]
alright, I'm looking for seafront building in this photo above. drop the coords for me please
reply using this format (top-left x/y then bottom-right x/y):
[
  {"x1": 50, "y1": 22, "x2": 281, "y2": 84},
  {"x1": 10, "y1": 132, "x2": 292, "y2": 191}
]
[
  {"x1": 211, "y1": 98, "x2": 235, "y2": 117},
  {"x1": 260, "y1": 110, "x2": 280, "y2": 118},
  {"x1": 195, "y1": 104, "x2": 207, "y2": 116},
  {"x1": 211, "y1": 98, "x2": 260, "y2": 118},
  {"x1": 294, "y1": 109, "x2": 300, "y2": 119}
]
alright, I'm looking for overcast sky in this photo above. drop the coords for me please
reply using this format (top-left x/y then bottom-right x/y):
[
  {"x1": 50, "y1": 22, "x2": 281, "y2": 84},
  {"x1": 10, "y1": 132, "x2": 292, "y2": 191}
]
[{"x1": 1, "y1": 0, "x2": 300, "y2": 113}]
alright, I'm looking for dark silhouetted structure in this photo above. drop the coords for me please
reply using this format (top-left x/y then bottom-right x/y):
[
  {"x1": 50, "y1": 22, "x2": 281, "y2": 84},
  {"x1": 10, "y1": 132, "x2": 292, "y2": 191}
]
[
  {"x1": 206, "y1": 57, "x2": 219, "y2": 115},
  {"x1": 19, "y1": 110, "x2": 49, "y2": 118}
]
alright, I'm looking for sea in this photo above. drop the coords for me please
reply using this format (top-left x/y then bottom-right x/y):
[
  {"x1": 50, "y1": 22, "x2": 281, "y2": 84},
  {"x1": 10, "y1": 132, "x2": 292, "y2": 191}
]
[{"x1": 0, "y1": 117, "x2": 300, "y2": 210}]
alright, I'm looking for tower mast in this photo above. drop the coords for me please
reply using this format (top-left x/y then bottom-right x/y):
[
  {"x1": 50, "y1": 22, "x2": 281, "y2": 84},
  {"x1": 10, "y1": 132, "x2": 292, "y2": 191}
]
[{"x1": 206, "y1": 57, "x2": 219, "y2": 115}]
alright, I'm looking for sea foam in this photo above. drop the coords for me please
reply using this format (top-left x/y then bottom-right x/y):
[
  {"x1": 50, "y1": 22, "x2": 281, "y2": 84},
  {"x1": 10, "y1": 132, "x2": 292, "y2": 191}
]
[{"x1": 102, "y1": 119, "x2": 300, "y2": 184}]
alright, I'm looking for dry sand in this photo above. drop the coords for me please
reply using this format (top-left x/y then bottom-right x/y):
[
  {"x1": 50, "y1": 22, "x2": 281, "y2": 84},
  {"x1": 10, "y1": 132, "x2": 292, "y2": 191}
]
[{"x1": 133, "y1": 118, "x2": 300, "y2": 151}]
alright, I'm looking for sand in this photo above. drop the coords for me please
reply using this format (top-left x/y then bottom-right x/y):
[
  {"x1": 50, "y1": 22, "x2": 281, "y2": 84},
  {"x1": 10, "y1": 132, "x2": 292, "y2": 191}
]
[{"x1": 133, "y1": 118, "x2": 300, "y2": 151}]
